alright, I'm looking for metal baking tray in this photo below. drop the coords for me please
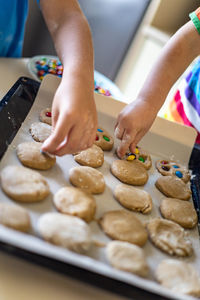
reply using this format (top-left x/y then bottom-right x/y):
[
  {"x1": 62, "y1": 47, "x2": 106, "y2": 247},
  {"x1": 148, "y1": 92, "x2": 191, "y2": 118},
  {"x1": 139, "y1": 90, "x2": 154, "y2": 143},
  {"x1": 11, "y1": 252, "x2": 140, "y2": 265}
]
[{"x1": 0, "y1": 75, "x2": 199, "y2": 300}]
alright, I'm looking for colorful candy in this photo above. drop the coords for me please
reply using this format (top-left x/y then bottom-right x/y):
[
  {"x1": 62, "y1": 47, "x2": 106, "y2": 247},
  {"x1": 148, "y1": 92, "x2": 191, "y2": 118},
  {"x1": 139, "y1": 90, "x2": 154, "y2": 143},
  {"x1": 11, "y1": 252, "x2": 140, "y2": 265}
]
[
  {"x1": 161, "y1": 160, "x2": 168, "y2": 165},
  {"x1": 175, "y1": 170, "x2": 183, "y2": 178},
  {"x1": 97, "y1": 128, "x2": 103, "y2": 132},
  {"x1": 35, "y1": 58, "x2": 112, "y2": 97},
  {"x1": 162, "y1": 166, "x2": 170, "y2": 171},
  {"x1": 172, "y1": 165, "x2": 179, "y2": 169},
  {"x1": 134, "y1": 147, "x2": 139, "y2": 154},
  {"x1": 45, "y1": 112, "x2": 52, "y2": 117},
  {"x1": 126, "y1": 154, "x2": 136, "y2": 161},
  {"x1": 103, "y1": 136, "x2": 110, "y2": 142},
  {"x1": 138, "y1": 157, "x2": 145, "y2": 163}
]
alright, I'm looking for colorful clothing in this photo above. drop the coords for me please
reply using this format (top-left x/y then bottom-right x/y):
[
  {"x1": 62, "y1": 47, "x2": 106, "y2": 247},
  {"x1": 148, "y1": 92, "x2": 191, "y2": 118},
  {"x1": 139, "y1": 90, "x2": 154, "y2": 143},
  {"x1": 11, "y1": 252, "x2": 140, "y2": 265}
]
[{"x1": 164, "y1": 8, "x2": 200, "y2": 144}]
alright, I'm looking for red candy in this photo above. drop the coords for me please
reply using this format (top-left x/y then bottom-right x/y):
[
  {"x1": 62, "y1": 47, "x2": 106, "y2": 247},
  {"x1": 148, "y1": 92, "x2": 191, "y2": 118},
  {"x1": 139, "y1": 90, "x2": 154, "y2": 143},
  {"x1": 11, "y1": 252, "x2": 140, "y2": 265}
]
[
  {"x1": 161, "y1": 160, "x2": 168, "y2": 165},
  {"x1": 96, "y1": 135, "x2": 99, "y2": 141},
  {"x1": 45, "y1": 112, "x2": 52, "y2": 117}
]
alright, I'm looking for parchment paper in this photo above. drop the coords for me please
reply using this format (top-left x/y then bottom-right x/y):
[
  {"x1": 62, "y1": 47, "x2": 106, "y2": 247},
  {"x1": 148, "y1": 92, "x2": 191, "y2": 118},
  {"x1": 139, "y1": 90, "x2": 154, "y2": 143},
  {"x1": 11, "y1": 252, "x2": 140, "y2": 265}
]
[{"x1": 0, "y1": 75, "x2": 199, "y2": 300}]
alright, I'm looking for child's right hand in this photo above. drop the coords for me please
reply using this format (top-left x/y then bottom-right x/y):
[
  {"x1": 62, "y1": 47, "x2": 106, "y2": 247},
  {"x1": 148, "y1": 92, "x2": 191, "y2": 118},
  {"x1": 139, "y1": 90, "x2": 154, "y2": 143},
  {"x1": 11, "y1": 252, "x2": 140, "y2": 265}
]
[{"x1": 114, "y1": 99, "x2": 158, "y2": 158}]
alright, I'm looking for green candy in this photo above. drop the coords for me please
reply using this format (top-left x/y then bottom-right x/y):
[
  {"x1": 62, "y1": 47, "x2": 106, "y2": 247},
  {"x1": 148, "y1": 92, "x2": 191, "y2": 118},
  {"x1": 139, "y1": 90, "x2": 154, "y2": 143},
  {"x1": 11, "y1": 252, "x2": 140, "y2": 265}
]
[
  {"x1": 103, "y1": 136, "x2": 110, "y2": 142},
  {"x1": 138, "y1": 156, "x2": 145, "y2": 163}
]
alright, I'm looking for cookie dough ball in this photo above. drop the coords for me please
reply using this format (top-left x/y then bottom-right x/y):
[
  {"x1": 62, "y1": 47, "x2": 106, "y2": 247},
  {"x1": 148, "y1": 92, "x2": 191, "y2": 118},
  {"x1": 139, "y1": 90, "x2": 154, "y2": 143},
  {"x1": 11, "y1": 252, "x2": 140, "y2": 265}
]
[
  {"x1": 147, "y1": 218, "x2": 193, "y2": 257},
  {"x1": 69, "y1": 166, "x2": 105, "y2": 194},
  {"x1": 156, "y1": 259, "x2": 200, "y2": 297},
  {"x1": 124, "y1": 146, "x2": 152, "y2": 170},
  {"x1": 74, "y1": 144, "x2": 104, "y2": 168},
  {"x1": 99, "y1": 210, "x2": 147, "y2": 247},
  {"x1": 29, "y1": 122, "x2": 51, "y2": 142},
  {"x1": 160, "y1": 198, "x2": 197, "y2": 229},
  {"x1": 0, "y1": 203, "x2": 31, "y2": 232},
  {"x1": 111, "y1": 160, "x2": 148, "y2": 186},
  {"x1": 106, "y1": 241, "x2": 149, "y2": 277},
  {"x1": 156, "y1": 160, "x2": 190, "y2": 183},
  {"x1": 39, "y1": 107, "x2": 52, "y2": 125},
  {"x1": 114, "y1": 184, "x2": 152, "y2": 214},
  {"x1": 0, "y1": 165, "x2": 50, "y2": 202},
  {"x1": 53, "y1": 186, "x2": 96, "y2": 222},
  {"x1": 17, "y1": 141, "x2": 56, "y2": 170},
  {"x1": 155, "y1": 176, "x2": 191, "y2": 200},
  {"x1": 94, "y1": 126, "x2": 114, "y2": 151},
  {"x1": 38, "y1": 212, "x2": 92, "y2": 253}
]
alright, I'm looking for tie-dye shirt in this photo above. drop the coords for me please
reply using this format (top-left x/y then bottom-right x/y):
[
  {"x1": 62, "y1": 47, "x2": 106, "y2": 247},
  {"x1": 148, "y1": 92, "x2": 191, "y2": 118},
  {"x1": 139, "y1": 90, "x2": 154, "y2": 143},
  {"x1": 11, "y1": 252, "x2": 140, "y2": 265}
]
[{"x1": 164, "y1": 8, "x2": 200, "y2": 144}]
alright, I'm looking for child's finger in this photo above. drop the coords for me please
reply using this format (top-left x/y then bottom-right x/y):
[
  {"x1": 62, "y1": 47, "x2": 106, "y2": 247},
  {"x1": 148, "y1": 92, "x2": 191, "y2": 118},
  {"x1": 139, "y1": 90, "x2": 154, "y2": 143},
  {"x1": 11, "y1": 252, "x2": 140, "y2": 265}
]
[
  {"x1": 129, "y1": 131, "x2": 144, "y2": 154},
  {"x1": 41, "y1": 112, "x2": 71, "y2": 153},
  {"x1": 117, "y1": 130, "x2": 136, "y2": 158},
  {"x1": 54, "y1": 126, "x2": 91, "y2": 156},
  {"x1": 114, "y1": 123, "x2": 125, "y2": 140}
]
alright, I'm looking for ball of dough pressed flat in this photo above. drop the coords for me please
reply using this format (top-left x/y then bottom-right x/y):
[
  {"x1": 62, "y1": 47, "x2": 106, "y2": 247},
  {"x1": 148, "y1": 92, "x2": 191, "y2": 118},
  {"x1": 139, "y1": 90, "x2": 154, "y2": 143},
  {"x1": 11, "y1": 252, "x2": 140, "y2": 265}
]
[
  {"x1": 155, "y1": 176, "x2": 191, "y2": 200},
  {"x1": 111, "y1": 160, "x2": 148, "y2": 186},
  {"x1": 114, "y1": 184, "x2": 152, "y2": 213},
  {"x1": 0, "y1": 203, "x2": 31, "y2": 232},
  {"x1": 39, "y1": 107, "x2": 52, "y2": 125},
  {"x1": 94, "y1": 126, "x2": 114, "y2": 151},
  {"x1": 156, "y1": 259, "x2": 200, "y2": 297},
  {"x1": 160, "y1": 198, "x2": 197, "y2": 229},
  {"x1": 53, "y1": 186, "x2": 96, "y2": 222},
  {"x1": 99, "y1": 210, "x2": 147, "y2": 247},
  {"x1": 69, "y1": 166, "x2": 105, "y2": 194},
  {"x1": 38, "y1": 212, "x2": 92, "y2": 253},
  {"x1": 106, "y1": 240, "x2": 149, "y2": 277},
  {"x1": 74, "y1": 144, "x2": 104, "y2": 168},
  {"x1": 147, "y1": 218, "x2": 193, "y2": 257},
  {"x1": 0, "y1": 165, "x2": 50, "y2": 202},
  {"x1": 17, "y1": 141, "x2": 56, "y2": 170},
  {"x1": 29, "y1": 122, "x2": 51, "y2": 142}
]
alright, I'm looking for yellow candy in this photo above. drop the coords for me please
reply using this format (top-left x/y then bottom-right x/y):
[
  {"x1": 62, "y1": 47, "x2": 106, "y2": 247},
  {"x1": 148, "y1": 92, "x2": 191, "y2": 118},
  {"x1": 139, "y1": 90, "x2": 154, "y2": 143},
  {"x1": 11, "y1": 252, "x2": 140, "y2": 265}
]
[
  {"x1": 99, "y1": 88, "x2": 105, "y2": 94},
  {"x1": 126, "y1": 155, "x2": 135, "y2": 161},
  {"x1": 134, "y1": 148, "x2": 139, "y2": 154}
]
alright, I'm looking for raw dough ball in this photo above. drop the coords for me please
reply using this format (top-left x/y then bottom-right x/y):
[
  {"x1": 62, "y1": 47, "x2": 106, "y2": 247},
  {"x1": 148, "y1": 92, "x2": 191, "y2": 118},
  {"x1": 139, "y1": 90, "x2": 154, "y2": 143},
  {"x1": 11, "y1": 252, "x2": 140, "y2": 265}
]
[
  {"x1": 147, "y1": 218, "x2": 193, "y2": 257},
  {"x1": 0, "y1": 203, "x2": 31, "y2": 232},
  {"x1": 69, "y1": 166, "x2": 105, "y2": 194},
  {"x1": 156, "y1": 259, "x2": 200, "y2": 297},
  {"x1": 124, "y1": 146, "x2": 152, "y2": 170},
  {"x1": 74, "y1": 144, "x2": 104, "y2": 168},
  {"x1": 114, "y1": 184, "x2": 152, "y2": 214},
  {"x1": 155, "y1": 176, "x2": 191, "y2": 200},
  {"x1": 53, "y1": 186, "x2": 96, "y2": 222},
  {"x1": 111, "y1": 160, "x2": 148, "y2": 186},
  {"x1": 0, "y1": 165, "x2": 50, "y2": 202},
  {"x1": 156, "y1": 159, "x2": 190, "y2": 183},
  {"x1": 160, "y1": 198, "x2": 197, "y2": 229},
  {"x1": 39, "y1": 107, "x2": 52, "y2": 125},
  {"x1": 29, "y1": 122, "x2": 51, "y2": 142},
  {"x1": 106, "y1": 240, "x2": 149, "y2": 277},
  {"x1": 17, "y1": 141, "x2": 56, "y2": 170},
  {"x1": 38, "y1": 212, "x2": 92, "y2": 253},
  {"x1": 94, "y1": 126, "x2": 114, "y2": 151},
  {"x1": 99, "y1": 210, "x2": 147, "y2": 247}
]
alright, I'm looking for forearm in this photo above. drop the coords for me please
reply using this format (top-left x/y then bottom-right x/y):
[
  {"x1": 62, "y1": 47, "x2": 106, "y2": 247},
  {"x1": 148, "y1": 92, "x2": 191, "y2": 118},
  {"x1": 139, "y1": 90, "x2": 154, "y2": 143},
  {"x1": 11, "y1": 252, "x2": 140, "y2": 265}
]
[
  {"x1": 138, "y1": 21, "x2": 200, "y2": 113},
  {"x1": 40, "y1": 0, "x2": 94, "y2": 92}
]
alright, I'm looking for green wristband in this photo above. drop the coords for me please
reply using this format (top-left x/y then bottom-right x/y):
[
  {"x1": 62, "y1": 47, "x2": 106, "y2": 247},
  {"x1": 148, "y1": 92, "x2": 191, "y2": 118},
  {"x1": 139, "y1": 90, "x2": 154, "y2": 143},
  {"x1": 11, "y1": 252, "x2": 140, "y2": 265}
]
[{"x1": 189, "y1": 11, "x2": 200, "y2": 34}]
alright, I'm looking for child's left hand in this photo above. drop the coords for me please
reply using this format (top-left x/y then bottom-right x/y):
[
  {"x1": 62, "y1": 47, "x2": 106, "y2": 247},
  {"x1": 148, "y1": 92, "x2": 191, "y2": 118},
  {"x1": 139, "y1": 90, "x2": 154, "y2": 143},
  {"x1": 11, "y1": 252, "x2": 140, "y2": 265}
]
[{"x1": 115, "y1": 99, "x2": 158, "y2": 158}]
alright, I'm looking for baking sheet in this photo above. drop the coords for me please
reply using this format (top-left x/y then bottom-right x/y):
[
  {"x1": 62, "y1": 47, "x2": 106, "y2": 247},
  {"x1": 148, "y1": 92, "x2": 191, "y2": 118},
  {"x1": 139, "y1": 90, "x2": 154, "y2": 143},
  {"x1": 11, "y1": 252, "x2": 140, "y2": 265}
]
[{"x1": 0, "y1": 75, "x2": 199, "y2": 300}]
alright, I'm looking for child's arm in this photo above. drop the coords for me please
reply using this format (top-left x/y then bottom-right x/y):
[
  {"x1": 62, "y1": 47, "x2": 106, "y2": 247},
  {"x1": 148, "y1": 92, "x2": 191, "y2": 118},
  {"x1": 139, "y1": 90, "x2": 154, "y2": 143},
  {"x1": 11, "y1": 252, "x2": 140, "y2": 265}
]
[
  {"x1": 115, "y1": 21, "x2": 200, "y2": 158},
  {"x1": 40, "y1": 0, "x2": 97, "y2": 156}
]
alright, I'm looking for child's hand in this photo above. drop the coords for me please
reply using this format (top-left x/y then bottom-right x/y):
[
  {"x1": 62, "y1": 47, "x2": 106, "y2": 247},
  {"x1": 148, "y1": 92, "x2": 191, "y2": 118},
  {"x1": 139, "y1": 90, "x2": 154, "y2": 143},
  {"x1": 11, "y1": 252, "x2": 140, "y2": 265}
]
[
  {"x1": 41, "y1": 80, "x2": 98, "y2": 156},
  {"x1": 115, "y1": 99, "x2": 158, "y2": 158}
]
